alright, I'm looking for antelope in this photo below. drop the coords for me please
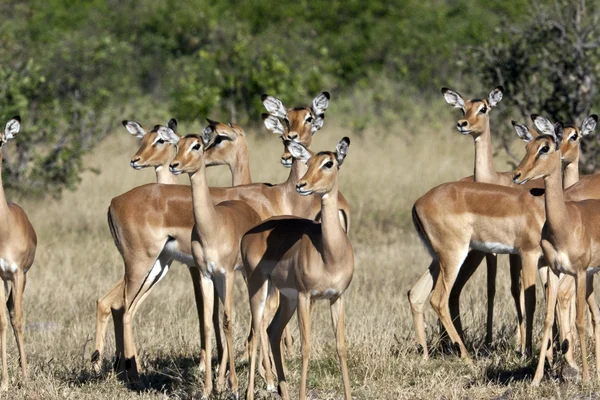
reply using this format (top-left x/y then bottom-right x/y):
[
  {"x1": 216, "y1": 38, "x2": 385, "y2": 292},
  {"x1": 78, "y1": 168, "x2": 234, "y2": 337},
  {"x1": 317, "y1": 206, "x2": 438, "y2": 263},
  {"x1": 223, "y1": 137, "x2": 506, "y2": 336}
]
[
  {"x1": 244, "y1": 138, "x2": 353, "y2": 400},
  {"x1": 0, "y1": 116, "x2": 37, "y2": 390},
  {"x1": 109, "y1": 93, "x2": 351, "y2": 387},
  {"x1": 167, "y1": 127, "x2": 262, "y2": 399},
  {"x1": 409, "y1": 113, "x2": 598, "y2": 361},
  {"x1": 92, "y1": 118, "x2": 252, "y2": 375},
  {"x1": 512, "y1": 123, "x2": 600, "y2": 385}
]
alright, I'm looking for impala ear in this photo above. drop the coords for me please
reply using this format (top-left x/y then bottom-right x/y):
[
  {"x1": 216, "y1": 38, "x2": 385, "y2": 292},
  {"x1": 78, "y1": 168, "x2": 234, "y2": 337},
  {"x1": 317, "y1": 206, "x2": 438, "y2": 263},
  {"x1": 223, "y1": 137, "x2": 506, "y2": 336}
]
[
  {"x1": 488, "y1": 86, "x2": 504, "y2": 108},
  {"x1": 262, "y1": 113, "x2": 285, "y2": 136},
  {"x1": 122, "y1": 120, "x2": 146, "y2": 138},
  {"x1": 4, "y1": 116, "x2": 21, "y2": 141},
  {"x1": 167, "y1": 118, "x2": 177, "y2": 132},
  {"x1": 261, "y1": 94, "x2": 287, "y2": 119},
  {"x1": 201, "y1": 124, "x2": 215, "y2": 145},
  {"x1": 312, "y1": 113, "x2": 325, "y2": 134},
  {"x1": 531, "y1": 114, "x2": 555, "y2": 136},
  {"x1": 335, "y1": 137, "x2": 350, "y2": 166},
  {"x1": 311, "y1": 91, "x2": 330, "y2": 115},
  {"x1": 157, "y1": 125, "x2": 180, "y2": 144},
  {"x1": 441, "y1": 87, "x2": 465, "y2": 109},
  {"x1": 580, "y1": 114, "x2": 598, "y2": 136},
  {"x1": 287, "y1": 141, "x2": 312, "y2": 162},
  {"x1": 512, "y1": 121, "x2": 534, "y2": 143},
  {"x1": 553, "y1": 122, "x2": 564, "y2": 146}
]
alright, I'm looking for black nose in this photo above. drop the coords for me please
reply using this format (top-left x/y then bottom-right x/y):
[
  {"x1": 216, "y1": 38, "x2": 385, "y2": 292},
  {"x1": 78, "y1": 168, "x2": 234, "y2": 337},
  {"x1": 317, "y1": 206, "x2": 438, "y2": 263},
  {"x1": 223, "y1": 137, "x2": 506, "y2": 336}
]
[
  {"x1": 288, "y1": 134, "x2": 298, "y2": 141},
  {"x1": 458, "y1": 121, "x2": 468, "y2": 128},
  {"x1": 513, "y1": 172, "x2": 521, "y2": 182},
  {"x1": 170, "y1": 162, "x2": 179, "y2": 169},
  {"x1": 296, "y1": 182, "x2": 306, "y2": 190},
  {"x1": 131, "y1": 157, "x2": 140, "y2": 163}
]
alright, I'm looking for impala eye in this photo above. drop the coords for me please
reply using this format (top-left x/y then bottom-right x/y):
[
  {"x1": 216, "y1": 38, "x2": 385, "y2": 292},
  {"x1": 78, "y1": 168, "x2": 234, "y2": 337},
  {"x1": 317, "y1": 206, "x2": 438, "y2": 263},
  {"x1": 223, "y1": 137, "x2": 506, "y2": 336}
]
[
  {"x1": 570, "y1": 134, "x2": 578, "y2": 141},
  {"x1": 540, "y1": 145, "x2": 550, "y2": 154},
  {"x1": 480, "y1": 106, "x2": 487, "y2": 114},
  {"x1": 324, "y1": 161, "x2": 334, "y2": 169},
  {"x1": 306, "y1": 116, "x2": 313, "y2": 123},
  {"x1": 193, "y1": 143, "x2": 201, "y2": 151},
  {"x1": 157, "y1": 138, "x2": 165, "y2": 144}
]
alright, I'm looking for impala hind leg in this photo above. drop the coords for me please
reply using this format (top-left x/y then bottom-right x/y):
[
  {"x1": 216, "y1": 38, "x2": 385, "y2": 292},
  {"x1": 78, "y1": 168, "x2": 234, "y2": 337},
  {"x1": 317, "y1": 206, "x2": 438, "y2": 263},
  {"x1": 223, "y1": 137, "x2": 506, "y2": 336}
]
[
  {"x1": 9, "y1": 270, "x2": 27, "y2": 378},
  {"x1": 520, "y1": 252, "x2": 538, "y2": 358},
  {"x1": 0, "y1": 280, "x2": 8, "y2": 390},
  {"x1": 187, "y1": 267, "x2": 207, "y2": 372},
  {"x1": 92, "y1": 279, "x2": 123, "y2": 373},
  {"x1": 585, "y1": 274, "x2": 600, "y2": 380},
  {"x1": 246, "y1": 278, "x2": 269, "y2": 400},
  {"x1": 430, "y1": 248, "x2": 470, "y2": 360},
  {"x1": 330, "y1": 296, "x2": 351, "y2": 400},
  {"x1": 532, "y1": 266, "x2": 558, "y2": 386},
  {"x1": 199, "y1": 274, "x2": 215, "y2": 399},
  {"x1": 407, "y1": 260, "x2": 439, "y2": 359},
  {"x1": 268, "y1": 294, "x2": 298, "y2": 400},
  {"x1": 557, "y1": 274, "x2": 577, "y2": 370},
  {"x1": 575, "y1": 271, "x2": 589, "y2": 383},
  {"x1": 215, "y1": 274, "x2": 238, "y2": 395},
  {"x1": 511, "y1": 256, "x2": 525, "y2": 353}
]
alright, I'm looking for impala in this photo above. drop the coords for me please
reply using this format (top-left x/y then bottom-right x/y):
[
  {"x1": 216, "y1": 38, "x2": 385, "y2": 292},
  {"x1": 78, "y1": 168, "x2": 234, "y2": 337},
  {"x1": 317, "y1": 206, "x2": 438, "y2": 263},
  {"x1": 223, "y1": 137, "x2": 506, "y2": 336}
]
[
  {"x1": 244, "y1": 138, "x2": 353, "y2": 400},
  {"x1": 512, "y1": 123, "x2": 600, "y2": 385},
  {"x1": 108, "y1": 93, "x2": 351, "y2": 386},
  {"x1": 167, "y1": 128, "x2": 262, "y2": 398},
  {"x1": 0, "y1": 116, "x2": 37, "y2": 390}
]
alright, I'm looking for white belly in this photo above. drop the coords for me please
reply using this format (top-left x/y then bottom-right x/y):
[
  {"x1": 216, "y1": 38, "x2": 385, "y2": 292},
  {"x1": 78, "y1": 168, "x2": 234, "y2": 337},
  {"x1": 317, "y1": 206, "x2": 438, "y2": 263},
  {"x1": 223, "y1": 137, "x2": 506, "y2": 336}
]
[
  {"x1": 471, "y1": 241, "x2": 518, "y2": 255},
  {"x1": 164, "y1": 241, "x2": 194, "y2": 266}
]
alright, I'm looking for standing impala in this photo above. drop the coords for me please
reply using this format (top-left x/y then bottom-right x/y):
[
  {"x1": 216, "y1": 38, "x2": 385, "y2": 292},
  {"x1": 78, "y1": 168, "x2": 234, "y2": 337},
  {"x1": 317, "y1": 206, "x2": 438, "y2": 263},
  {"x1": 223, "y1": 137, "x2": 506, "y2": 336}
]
[
  {"x1": 0, "y1": 116, "x2": 37, "y2": 390},
  {"x1": 244, "y1": 138, "x2": 353, "y2": 400},
  {"x1": 167, "y1": 128, "x2": 262, "y2": 399},
  {"x1": 512, "y1": 124, "x2": 600, "y2": 385}
]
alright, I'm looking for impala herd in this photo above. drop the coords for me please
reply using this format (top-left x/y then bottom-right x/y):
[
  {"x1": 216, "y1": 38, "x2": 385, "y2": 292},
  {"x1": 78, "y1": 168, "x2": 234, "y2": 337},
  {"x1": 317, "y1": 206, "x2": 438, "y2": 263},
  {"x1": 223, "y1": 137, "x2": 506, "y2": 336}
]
[{"x1": 1, "y1": 87, "x2": 600, "y2": 397}]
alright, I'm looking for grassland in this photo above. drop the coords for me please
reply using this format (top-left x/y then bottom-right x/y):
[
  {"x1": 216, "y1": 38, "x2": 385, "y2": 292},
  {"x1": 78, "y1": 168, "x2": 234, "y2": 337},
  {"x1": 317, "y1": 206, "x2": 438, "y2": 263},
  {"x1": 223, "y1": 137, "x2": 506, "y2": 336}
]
[{"x1": 5, "y1": 111, "x2": 600, "y2": 399}]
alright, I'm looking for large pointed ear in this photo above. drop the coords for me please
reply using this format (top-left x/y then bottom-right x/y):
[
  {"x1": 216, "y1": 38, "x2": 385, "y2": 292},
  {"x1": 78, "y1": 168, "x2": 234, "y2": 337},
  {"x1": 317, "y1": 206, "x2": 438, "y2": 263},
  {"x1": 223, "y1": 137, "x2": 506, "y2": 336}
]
[
  {"x1": 580, "y1": 114, "x2": 598, "y2": 136},
  {"x1": 157, "y1": 125, "x2": 180, "y2": 144},
  {"x1": 488, "y1": 86, "x2": 504, "y2": 108},
  {"x1": 262, "y1": 113, "x2": 285, "y2": 136},
  {"x1": 335, "y1": 137, "x2": 350, "y2": 166},
  {"x1": 287, "y1": 141, "x2": 312, "y2": 163},
  {"x1": 261, "y1": 94, "x2": 287, "y2": 119},
  {"x1": 441, "y1": 88, "x2": 465, "y2": 109},
  {"x1": 531, "y1": 114, "x2": 555, "y2": 136},
  {"x1": 122, "y1": 120, "x2": 146, "y2": 138},
  {"x1": 312, "y1": 113, "x2": 325, "y2": 134},
  {"x1": 552, "y1": 122, "x2": 564, "y2": 146},
  {"x1": 4, "y1": 116, "x2": 21, "y2": 141},
  {"x1": 311, "y1": 91, "x2": 330, "y2": 115},
  {"x1": 511, "y1": 121, "x2": 534, "y2": 143},
  {"x1": 167, "y1": 118, "x2": 177, "y2": 133},
  {"x1": 201, "y1": 124, "x2": 215, "y2": 146}
]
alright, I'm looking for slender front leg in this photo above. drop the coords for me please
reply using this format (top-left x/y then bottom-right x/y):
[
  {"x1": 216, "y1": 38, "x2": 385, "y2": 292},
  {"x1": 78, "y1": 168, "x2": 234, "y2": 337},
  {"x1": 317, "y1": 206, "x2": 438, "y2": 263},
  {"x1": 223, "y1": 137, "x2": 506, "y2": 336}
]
[
  {"x1": 532, "y1": 265, "x2": 558, "y2": 386},
  {"x1": 485, "y1": 254, "x2": 497, "y2": 345},
  {"x1": 92, "y1": 279, "x2": 123, "y2": 373},
  {"x1": 575, "y1": 270, "x2": 589, "y2": 383},
  {"x1": 585, "y1": 274, "x2": 600, "y2": 380},
  {"x1": 557, "y1": 274, "x2": 577, "y2": 370},
  {"x1": 298, "y1": 292, "x2": 312, "y2": 400},
  {"x1": 407, "y1": 260, "x2": 439, "y2": 359},
  {"x1": 268, "y1": 295, "x2": 298, "y2": 400},
  {"x1": 510, "y1": 255, "x2": 525, "y2": 353},
  {"x1": 10, "y1": 270, "x2": 27, "y2": 378},
  {"x1": 0, "y1": 280, "x2": 8, "y2": 390},
  {"x1": 199, "y1": 274, "x2": 215, "y2": 399},
  {"x1": 221, "y1": 273, "x2": 238, "y2": 395},
  {"x1": 520, "y1": 252, "x2": 538, "y2": 358},
  {"x1": 246, "y1": 278, "x2": 269, "y2": 400},
  {"x1": 330, "y1": 296, "x2": 351, "y2": 400},
  {"x1": 188, "y1": 267, "x2": 206, "y2": 371}
]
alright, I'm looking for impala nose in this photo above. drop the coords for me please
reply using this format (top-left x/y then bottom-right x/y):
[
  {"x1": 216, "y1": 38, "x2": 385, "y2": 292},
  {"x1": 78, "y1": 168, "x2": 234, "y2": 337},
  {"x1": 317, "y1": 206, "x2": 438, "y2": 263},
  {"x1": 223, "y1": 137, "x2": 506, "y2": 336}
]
[
  {"x1": 169, "y1": 162, "x2": 179, "y2": 170},
  {"x1": 513, "y1": 172, "x2": 521, "y2": 183},
  {"x1": 288, "y1": 133, "x2": 298, "y2": 142},
  {"x1": 457, "y1": 120, "x2": 468, "y2": 129},
  {"x1": 296, "y1": 182, "x2": 307, "y2": 191}
]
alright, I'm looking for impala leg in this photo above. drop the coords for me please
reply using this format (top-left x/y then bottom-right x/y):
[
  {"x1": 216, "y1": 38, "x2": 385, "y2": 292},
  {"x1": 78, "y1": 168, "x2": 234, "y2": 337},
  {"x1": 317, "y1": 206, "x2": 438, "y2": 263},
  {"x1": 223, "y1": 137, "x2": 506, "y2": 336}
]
[
  {"x1": 220, "y1": 273, "x2": 238, "y2": 395},
  {"x1": 92, "y1": 279, "x2": 123, "y2": 373},
  {"x1": 585, "y1": 274, "x2": 600, "y2": 380},
  {"x1": 199, "y1": 274, "x2": 215, "y2": 399},
  {"x1": 520, "y1": 252, "x2": 538, "y2": 358},
  {"x1": 330, "y1": 296, "x2": 351, "y2": 400},
  {"x1": 576, "y1": 270, "x2": 589, "y2": 383},
  {"x1": 187, "y1": 267, "x2": 207, "y2": 372},
  {"x1": 9, "y1": 269, "x2": 27, "y2": 378},
  {"x1": 485, "y1": 254, "x2": 497, "y2": 346},
  {"x1": 283, "y1": 324, "x2": 294, "y2": 356},
  {"x1": 407, "y1": 260, "x2": 439, "y2": 359},
  {"x1": 268, "y1": 294, "x2": 298, "y2": 400},
  {"x1": 557, "y1": 274, "x2": 577, "y2": 370},
  {"x1": 0, "y1": 281, "x2": 8, "y2": 390},
  {"x1": 510, "y1": 255, "x2": 525, "y2": 353},
  {"x1": 532, "y1": 265, "x2": 558, "y2": 386},
  {"x1": 246, "y1": 278, "x2": 269, "y2": 400},
  {"x1": 213, "y1": 275, "x2": 229, "y2": 393},
  {"x1": 430, "y1": 248, "x2": 470, "y2": 360}
]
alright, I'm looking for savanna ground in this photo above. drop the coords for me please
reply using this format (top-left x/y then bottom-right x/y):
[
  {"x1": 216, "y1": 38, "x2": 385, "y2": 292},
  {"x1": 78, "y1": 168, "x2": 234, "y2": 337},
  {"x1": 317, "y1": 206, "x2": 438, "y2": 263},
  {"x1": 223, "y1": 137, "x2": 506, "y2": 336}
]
[{"x1": 5, "y1": 108, "x2": 600, "y2": 399}]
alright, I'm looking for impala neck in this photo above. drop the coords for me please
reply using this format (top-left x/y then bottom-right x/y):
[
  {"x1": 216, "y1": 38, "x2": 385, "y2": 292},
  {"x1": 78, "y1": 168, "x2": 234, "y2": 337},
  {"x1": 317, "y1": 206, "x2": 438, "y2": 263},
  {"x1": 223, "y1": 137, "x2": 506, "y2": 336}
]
[
  {"x1": 563, "y1": 159, "x2": 579, "y2": 189},
  {"x1": 230, "y1": 141, "x2": 252, "y2": 186},
  {"x1": 473, "y1": 122, "x2": 497, "y2": 183},
  {"x1": 285, "y1": 157, "x2": 308, "y2": 188},
  {"x1": 0, "y1": 150, "x2": 10, "y2": 236},
  {"x1": 155, "y1": 164, "x2": 178, "y2": 184},
  {"x1": 319, "y1": 177, "x2": 346, "y2": 266},
  {"x1": 189, "y1": 161, "x2": 219, "y2": 242},
  {"x1": 543, "y1": 154, "x2": 569, "y2": 239}
]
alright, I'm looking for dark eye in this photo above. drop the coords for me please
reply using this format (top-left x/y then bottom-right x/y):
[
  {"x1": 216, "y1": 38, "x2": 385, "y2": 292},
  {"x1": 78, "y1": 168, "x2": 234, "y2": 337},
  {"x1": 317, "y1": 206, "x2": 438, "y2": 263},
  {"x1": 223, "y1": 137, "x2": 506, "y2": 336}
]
[
  {"x1": 570, "y1": 134, "x2": 578, "y2": 141},
  {"x1": 193, "y1": 143, "x2": 201, "y2": 151},
  {"x1": 324, "y1": 161, "x2": 334, "y2": 169},
  {"x1": 213, "y1": 135, "x2": 224, "y2": 146},
  {"x1": 306, "y1": 116, "x2": 313, "y2": 123},
  {"x1": 540, "y1": 145, "x2": 550, "y2": 154},
  {"x1": 480, "y1": 106, "x2": 487, "y2": 114},
  {"x1": 157, "y1": 138, "x2": 165, "y2": 144}
]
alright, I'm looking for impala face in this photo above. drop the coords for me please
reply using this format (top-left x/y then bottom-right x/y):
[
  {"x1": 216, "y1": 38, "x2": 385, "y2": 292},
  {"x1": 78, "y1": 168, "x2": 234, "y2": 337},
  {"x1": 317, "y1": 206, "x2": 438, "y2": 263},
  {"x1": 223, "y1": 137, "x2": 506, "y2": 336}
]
[
  {"x1": 513, "y1": 134, "x2": 561, "y2": 185},
  {"x1": 124, "y1": 119, "x2": 178, "y2": 170},
  {"x1": 290, "y1": 137, "x2": 350, "y2": 196},
  {"x1": 169, "y1": 135, "x2": 207, "y2": 175},
  {"x1": 203, "y1": 119, "x2": 247, "y2": 167},
  {"x1": 262, "y1": 92, "x2": 330, "y2": 167},
  {"x1": 441, "y1": 86, "x2": 503, "y2": 138}
]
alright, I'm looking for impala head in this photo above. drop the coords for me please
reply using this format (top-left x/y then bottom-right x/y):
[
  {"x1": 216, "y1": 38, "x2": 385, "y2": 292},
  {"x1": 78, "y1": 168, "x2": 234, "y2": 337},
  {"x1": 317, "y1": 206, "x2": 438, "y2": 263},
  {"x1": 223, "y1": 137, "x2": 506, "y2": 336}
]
[
  {"x1": 512, "y1": 123, "x2": 563, "y2": 185},
  {"x1": 203, "y1": 118, "x2": 248, "y2": 167},
  {"x1": 168, "y1": 125, "x2": 213, "y2": 175},
  {"x1": 262, "y1": 92, "x2": 330, "y2": 167},
  {"x1": 292, "y1": 137, "x2": 350, "y2": 197},
  {"x1": 1, "y1": 116, "x2": 21, "y2": 147},
  {"x1": 530, "y1": 113, "x2": 598, "y2": 166},
  {"x1": 125, "y1": 118, "x2": 179, "y2": 169},
  {"x1": 441, "y1": 86, "x2": 503, "y2": 137}
]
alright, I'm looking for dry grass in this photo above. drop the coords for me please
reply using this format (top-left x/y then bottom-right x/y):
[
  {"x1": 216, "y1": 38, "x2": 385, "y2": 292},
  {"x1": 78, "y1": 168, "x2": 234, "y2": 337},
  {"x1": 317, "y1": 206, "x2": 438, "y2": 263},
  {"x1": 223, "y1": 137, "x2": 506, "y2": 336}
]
[{"x1": 4, "y1": 111, "x2": 599, "y2": 399}]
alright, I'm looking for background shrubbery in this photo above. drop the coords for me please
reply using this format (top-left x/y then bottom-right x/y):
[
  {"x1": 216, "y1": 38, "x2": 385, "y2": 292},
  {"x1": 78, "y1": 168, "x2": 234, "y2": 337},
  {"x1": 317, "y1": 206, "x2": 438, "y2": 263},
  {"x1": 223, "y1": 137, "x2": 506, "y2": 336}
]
[{"x1": 3, "y1": 0, "x2": 600, "y2": 195}]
